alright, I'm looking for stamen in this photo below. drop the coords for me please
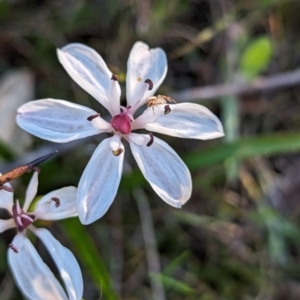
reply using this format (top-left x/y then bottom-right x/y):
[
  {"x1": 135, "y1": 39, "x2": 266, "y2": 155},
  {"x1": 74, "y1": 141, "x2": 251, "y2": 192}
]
[
  {"x1": 16, "y1": 216, "x2": 23, "y2": 227},
  {"x1": 28, "y1": 213, "x2": 35, "y2": 220},
  {"x1": 118, "y1": 106, "x2": 134, "y2": 121},
  {"x1": 51, "y1": 197, "x2": 61, "y2": 207},
  {"x1": 12, "y1": 201, "x2": 35, "y2": 232},
  {"x1": 164, "y1": 105, "x2": 171, "y2": 115},
  {"x1": 9, "y1": 244, "x2": 18, "y2": 253},
  {"x1": 127, "y1": 112, "x2": 134, "y2": 122},
  {"x1": 21, "y1": 214, "x2": 34, "y2": 223},
  {"x1": 0, "y1": 184, "x2": 13, "y2": 192},
  {"x1": 120, "y1": 106, "x2": 127, "y2": 113},
  {"x1": 15, "y1": 200, "x2": 22, "y2": 215},
  {"x1": 145, "y1": 79, "x2": 153, "y2": 90},
  {"x1": 112, "y1": 148, "x2": 124, "y2": 156},
  {"x1": 147, "y1": 132, "x2": 154, "y2": 147},
  {"x1": 87, "y1": 113, "x2": 100, "y2": 121},
  {"x1": 111, "y1": 74, "x2": 119, "y2": 81}
]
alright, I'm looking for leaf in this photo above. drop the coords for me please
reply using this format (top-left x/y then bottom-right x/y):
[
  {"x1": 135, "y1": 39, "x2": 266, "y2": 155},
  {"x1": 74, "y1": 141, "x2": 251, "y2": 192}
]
[
  {"x1": 152, "y1": 274, "x2": 195, "y2": 294},
  {"x1": 121, "y1": 132, "x2": 300, "y2": 189},
  {"x1": 162, "y1": 251, "x2": 190, "y2": 275},
  {"x1": 185, "y1": 131, "x2": 300, "y2": 169},
  {"x1": 60, "y1": 218, "x2": 119, "y2": 300},
  {"x1": 239, "y1": 36, "x2": 273, "y2": 80}
]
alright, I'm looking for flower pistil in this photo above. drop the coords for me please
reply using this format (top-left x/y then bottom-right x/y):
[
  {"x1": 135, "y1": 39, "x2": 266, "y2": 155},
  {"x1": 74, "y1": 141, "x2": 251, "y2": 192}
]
[{"x1": 12, "y1": 200, "x2": 35, "y2": 232}]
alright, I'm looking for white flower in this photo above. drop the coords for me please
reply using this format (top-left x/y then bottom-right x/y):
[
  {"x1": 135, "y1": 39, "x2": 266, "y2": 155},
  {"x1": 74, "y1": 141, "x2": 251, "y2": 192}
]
[
  {"x1": 0, "y1": 172, "x2": 83, "y2": 300},
  {"x1": 16, "y1": 41, "x2": 224, "y2": 225}
]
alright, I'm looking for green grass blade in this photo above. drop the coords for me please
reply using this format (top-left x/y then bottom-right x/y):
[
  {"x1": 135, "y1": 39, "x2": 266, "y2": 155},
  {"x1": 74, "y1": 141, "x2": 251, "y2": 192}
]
[
  {"x1": 121, "y1": 132, "x2": 300, "y2": 190},
  {"x1": 60, "y1": 218, "x2": 119, "y2": 300},
  {"x1": 185, "y1": 131, "x2": 300, "y2": 169}
]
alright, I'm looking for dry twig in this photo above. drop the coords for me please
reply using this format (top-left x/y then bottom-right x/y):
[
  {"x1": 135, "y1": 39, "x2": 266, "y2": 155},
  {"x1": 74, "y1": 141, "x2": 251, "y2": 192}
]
[{"x1": 171, "y1": 69, "x2": 300, "y2": 102}]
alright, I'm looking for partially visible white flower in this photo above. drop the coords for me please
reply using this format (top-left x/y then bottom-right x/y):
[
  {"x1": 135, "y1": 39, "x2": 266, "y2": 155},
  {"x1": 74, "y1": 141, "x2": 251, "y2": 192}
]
[
  {"x1": 0, "y1": 69, "x2": 33, "y2": 154},
  {"x1": 0, "y1": 172, "x2": 83, "y2": 300},
  {"x1": 17, "y1": 41, "x2": 224, "y2": 225}
]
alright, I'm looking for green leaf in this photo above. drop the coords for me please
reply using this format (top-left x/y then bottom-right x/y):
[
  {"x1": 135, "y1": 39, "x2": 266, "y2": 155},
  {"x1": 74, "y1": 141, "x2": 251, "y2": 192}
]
[
  {"x1": 120, "y1": 132, "x2": 300, "y2": 190},
  {"x1": 60, "y1": 218, "x2": 119, "y2": 300},
  {"x1": 153, "y1": 274, "x2": 195, "y2": 294},
  {"x1": 185, "y1": 131, "x2": 300, "y2": 169},
  {"x1": 239, "y1": 36, "x2": 273, "y2": 80},
  {"x1": 162, "y1": 251, "x2": 190, "y2": 275},
  {"x1": 173, "y1": 211, "x2": 215, "y2": 227}
]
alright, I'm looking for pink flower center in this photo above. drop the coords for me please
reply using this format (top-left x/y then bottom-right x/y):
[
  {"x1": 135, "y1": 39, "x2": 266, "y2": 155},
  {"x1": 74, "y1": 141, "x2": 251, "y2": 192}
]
[
  {"x1": 12, "y1": 201, "x2": 35, "y2": 232},
  {"x1": 110, "y1": 106, "x2": 133, "y2": 135}
]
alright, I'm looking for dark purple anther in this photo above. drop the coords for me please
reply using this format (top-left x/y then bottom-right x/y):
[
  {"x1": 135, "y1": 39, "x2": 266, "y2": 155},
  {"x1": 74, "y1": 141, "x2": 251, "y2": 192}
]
[
  {"x1": 145, "y1": 79, "x2": 153, "y2": 91},
  {"x1": 111, "y1": 74, "x2": 119, "y2": 81},
  {"x1": 51, "y1": 197, "x2": 61, "y2": 208},
  {"x1": 147, "y1": 132, "x2": 154, "y2": 147},
  {"x1": 9, "y1": 244, "x2": 18, "y2": 253},
  {"x1": 164, "y1": 105, "x2": 171, "y2": 115},
  {"x1": 87, "y1": 113, "x2": 100, "y2": 121},
  {"x1": 0, "y1": 184, "x2": 13, "y2": 192}
]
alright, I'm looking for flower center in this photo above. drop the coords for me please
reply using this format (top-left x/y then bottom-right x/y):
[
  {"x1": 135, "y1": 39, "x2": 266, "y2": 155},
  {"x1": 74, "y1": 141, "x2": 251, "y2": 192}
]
[
  {"x1": 12, "y1": 200, "x2": 35, "y2": 232},
  {"x1": 110, "y1": 106, "x2": 134, "y2": 135}
]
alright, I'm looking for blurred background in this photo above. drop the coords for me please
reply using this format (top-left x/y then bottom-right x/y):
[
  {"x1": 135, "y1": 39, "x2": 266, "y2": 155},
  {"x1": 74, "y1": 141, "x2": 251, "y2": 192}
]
[{"x1": 1, "y1": 0, "x2": 300, "y2": 299}]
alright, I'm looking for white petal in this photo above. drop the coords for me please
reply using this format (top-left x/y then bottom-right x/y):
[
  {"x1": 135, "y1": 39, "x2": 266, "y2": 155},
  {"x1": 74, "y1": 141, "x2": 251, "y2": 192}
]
[
  {"x1": 129, "y1": 135, "x2": 191, "y2": 207},
  {"x1": 108, "y1": 79, "x2": 121, "y2": 116},
  {"x1": 77, "y1": 138, "x2": 124, "y2": 224},
  {"x1": 10, "y1": 232, "x2": 25, "y2": 247},
  {"x1": 136, "y1": 103, "x2": 224, "y2": 139},
  {"x1": 34, "y1": 186, "x2": 77, "y2": 220},
  {"x1": 57, "y1": 43, "x2": 120, "y2": 114},
  {"x1": 17, "y1": 99, "x2": 108, "y2": 143},
  {"x1": 109, "y1": 133, "x2": 122, "y2": 151},
  {"x1": 91, "y1": 116, "x2": 113, "y2": 131},
  {"x1": 0, "y1": 69, "x2": 34, "y2": 155},
  {"x1": 8, "y1": 234, "x2": 68, "y2": 300},
  {"x1": 132, "y1": 105, "x2": 165, "y2": 129},
  {"x1": 126, "y1": 41, "x2": 167, "y2": 112},
  {"x1": 32, "y1": 228, "x2": 83, "y2": 300},
  {"x1": 0, "y1": 219, "x2": 15, "y2": 233},
  {"x1": 127, "y1": 132, "x2": 151, "y2": 145},
  {"x1": 0, "y1": 176, "x2": 13, "y2": 212},
  {"x1": 23, "y1": 172, "x2": 38, "y2": 212}
]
